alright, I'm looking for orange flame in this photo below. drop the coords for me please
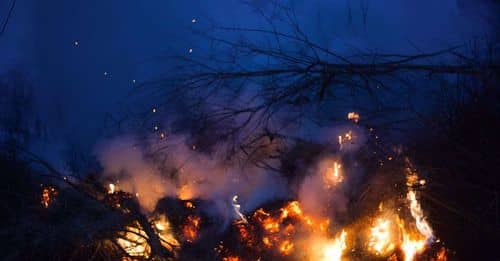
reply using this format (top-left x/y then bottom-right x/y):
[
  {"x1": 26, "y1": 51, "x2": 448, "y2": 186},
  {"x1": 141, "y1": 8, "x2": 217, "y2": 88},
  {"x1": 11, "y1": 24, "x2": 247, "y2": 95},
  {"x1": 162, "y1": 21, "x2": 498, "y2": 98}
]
[
  {"x1": 116, "y1": 215, "x2": 179, "y2": 259},
  {"x1": 320, "y1": 230, "x2": 347, "y2": 261},
  {"x1": 347, "y1": 112, "x2": 360, "y2": 123},
  {"x1": 368, "y1": 218, "x2": 396, "y2": 256},
  {"x1": 324, "y1": 161, "x2": 343, "y2": 187},
  {"x1": 182, "y1": 215, "x2": 201, "y2": 242}
]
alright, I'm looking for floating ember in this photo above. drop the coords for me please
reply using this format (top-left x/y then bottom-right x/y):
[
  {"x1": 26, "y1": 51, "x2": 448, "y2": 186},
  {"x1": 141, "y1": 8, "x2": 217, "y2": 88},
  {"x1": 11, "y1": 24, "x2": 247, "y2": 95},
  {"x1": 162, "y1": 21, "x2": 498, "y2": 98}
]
[
  {"x1": 338, "y1": 130, "x2": 354, "y2": 150},
  {"x1": 347, "y1": 112, "x2": 360, "y2": 123}
]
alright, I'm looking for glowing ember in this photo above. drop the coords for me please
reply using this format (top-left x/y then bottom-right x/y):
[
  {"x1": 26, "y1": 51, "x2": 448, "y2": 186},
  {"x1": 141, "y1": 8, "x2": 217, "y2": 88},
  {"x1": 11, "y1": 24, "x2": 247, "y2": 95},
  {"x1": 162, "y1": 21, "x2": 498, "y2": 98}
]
[
  {"x1": 368, "y1": 218, "x2": 395, "y2": 256},
  {"x1": 347, "y1": 112, "x2": 360, "y2": 123},
  {"x1": 235, "y1": 200, "x2": 334, "y2": 257},
  {"x1": 279, "y1": 239, "x2": 294, "y2": 255},
  {"x1": 338, "y1": 131, "x2": 354, "y2": 150},
  {"x1": 433, "y1": 247, "x2": 448, "y2": 261},
  {"x1": 182, "y1": 215, "x2": 201, "y2": 242},
  {"x1": 324, "y1": 161, "x2": 343, "y2": 186},
  {"x1": 41, "y1": 186, "x2": 57, "y2": 208},
  {"x1": 185, "y1": 201, "x2": 195, "y2": 209}
]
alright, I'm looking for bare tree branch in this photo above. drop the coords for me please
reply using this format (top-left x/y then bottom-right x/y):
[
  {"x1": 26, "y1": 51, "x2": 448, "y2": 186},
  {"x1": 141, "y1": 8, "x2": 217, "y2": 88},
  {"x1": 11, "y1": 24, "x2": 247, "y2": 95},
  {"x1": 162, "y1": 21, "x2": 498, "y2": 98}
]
[{"x1": 0, "y1": 0, "x2": 16, "y2": 37}]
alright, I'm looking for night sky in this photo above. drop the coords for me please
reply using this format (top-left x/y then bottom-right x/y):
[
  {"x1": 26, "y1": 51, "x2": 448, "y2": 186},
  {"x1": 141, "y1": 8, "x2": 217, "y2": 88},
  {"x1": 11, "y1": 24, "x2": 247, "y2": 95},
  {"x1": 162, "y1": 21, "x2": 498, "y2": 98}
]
[{"x1": 0, "y1": 0, "x2": 494, "y2": 157}]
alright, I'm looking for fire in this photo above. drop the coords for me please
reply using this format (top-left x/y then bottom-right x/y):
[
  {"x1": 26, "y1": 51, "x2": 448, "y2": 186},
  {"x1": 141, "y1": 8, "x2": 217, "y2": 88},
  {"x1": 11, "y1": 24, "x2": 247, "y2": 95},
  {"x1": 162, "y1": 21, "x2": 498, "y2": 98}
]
[
  {"x1": 324, "y1": 161, "x2": 343, "y2": 186},
  {"x1": 108, "y1": 183, "x2": 116, "y2": 194},
  {"x1": 236, "y1": 220, "x2": 256, "y2": 247},
  {"x1": 222, "y1": 256, "x2": 240, "y2": 261},
  {"x1": 368, "y1": 218, "x2": 395, "y2": 256},
  {"x1": 116, "y1": 215, "x2": 179, "y2": 258},
  {"x1": 393, "y1": 190, "x2": 433, "y2": 261},
  {"x1": 433, "y1": 247, "x2": 448, "y2": 261},
  {"x1": 320, "y1": 230, "x2": 347, "y2": 261},
  {"x1": 177, "y1": 184, "x2": 195, "y2": 200},
  {"x1": 185, "y1": 201, "x2": 195, "y2": 209},
  {"x1": 398, "y1": 159, "x2": 434, "y2": 261},
  {"x1": 182, "y1": 215, "x2": 201, "y2": 242},
  {"x1": 154, "y1": 215, "x2": 180, "y2": 250},
  {"x1": 116, "y1": 221, "x2": 151, "y2": 258},
  {"x1": 235, "y1": 201, "x2": 334, "y2": 257},
  {"x1": 338, "y1": 131, "x2": 354, "y2": 150},
  {"x1": 41, "y1": 186, "x2": 57, "y2": 208},
  {"x1": 407, "y1": 190, "x2": 434, "y2": 242},
  {"x1": 400, "y1": 232, "x2": 426, "y2": 261},
  {"x1": 347, "y1": 112, "x2": 360, "y2": 123},
  {"x1": 279, "y1": 239, "x2": 294, "y2": 255}
]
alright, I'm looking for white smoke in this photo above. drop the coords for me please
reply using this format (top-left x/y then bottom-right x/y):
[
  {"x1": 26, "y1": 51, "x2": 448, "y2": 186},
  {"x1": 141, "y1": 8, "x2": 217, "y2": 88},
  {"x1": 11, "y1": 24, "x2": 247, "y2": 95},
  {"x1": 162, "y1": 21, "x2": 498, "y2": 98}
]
[{"x1": 95, "y1": 134, "x2": 289, "y2": 214}]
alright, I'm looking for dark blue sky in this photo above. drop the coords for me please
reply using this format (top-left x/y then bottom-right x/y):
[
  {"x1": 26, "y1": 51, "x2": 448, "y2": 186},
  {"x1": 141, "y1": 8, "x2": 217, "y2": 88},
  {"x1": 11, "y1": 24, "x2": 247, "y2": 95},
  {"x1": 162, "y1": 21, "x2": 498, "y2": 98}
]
[{"x1": 0, "y1": 0, "x2": 494, "y2": 156}]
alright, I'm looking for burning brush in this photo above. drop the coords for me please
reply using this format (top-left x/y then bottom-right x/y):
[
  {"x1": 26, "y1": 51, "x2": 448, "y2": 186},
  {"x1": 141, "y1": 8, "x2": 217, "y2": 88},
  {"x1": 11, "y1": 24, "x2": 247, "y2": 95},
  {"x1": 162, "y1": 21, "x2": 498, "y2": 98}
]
[
  {"x1": 37, "y1": 116, "x2": 448, "y2": 261},
  {"x1": 213, "y1": 158, "x2": 447, "y2": 261}
]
